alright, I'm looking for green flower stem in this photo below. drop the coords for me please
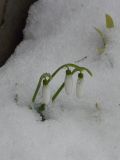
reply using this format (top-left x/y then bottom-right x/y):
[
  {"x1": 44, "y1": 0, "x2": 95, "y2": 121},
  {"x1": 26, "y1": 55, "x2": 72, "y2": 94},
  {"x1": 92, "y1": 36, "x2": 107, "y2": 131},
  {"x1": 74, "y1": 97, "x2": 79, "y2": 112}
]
[
  {"x1": 48, "y1": 63, "x2": 92, "y2": 83},
  {"x1": 52, "y1": 83, "x2": 65, "y2": 102},
  {"x1": 32, "y1": 77, "x2": 43, "y2": 103}
]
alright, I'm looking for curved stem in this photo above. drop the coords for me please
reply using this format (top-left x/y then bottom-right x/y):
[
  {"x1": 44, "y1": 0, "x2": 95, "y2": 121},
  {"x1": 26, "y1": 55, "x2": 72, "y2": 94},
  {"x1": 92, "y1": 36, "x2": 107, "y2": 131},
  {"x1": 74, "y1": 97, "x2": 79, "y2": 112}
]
[
  {"x1": 48, "y1": 63, "x2": 92, "y2": 83},
  {"x1": 32, "y1": 78, "x2": 42, "y2": 103},
  {"x1": 68, "y1": 64, "x2": 92, "y2": 76},
  {"x1": 52, "y1": 83, "x2": 65, "y2": 102}
]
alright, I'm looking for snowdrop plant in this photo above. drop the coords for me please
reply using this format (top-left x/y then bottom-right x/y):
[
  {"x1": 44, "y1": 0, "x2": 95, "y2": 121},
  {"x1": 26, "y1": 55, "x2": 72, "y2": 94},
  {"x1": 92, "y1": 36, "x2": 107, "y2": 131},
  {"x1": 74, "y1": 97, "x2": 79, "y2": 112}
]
[
  {"x1": 32, "y1": 63, "x2": 92, "y2": 121},
  {"x1": 95, "y1": 14, "x2": 114, "y2": 54}
]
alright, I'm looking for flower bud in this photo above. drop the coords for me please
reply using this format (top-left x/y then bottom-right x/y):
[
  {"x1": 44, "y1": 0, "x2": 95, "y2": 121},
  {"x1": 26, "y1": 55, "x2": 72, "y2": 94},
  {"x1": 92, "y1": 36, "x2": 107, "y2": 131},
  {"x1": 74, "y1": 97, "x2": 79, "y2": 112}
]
[
  {"x1": 76, "y1": 73, "x2": 84, "y2": 98},
  {"x1": 42, "y1": 80, "x2": 51, "y2": 105},
  {"x1": 64, "y1": 70, "x2": 73, "y2": 95}
]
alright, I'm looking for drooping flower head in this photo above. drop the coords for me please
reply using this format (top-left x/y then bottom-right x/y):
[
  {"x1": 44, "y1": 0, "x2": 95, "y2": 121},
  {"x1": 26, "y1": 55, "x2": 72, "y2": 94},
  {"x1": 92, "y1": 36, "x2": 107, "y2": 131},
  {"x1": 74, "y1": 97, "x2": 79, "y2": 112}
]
[
  {"x1": 64, "y1": 69, "x2": 73, "y2": 95},
  {"x1": 76, "y1": 72, "x2": 84, "y2": 98},
  {"x1": 42, "y1": 79, "x2": 51, "y2": 105}
]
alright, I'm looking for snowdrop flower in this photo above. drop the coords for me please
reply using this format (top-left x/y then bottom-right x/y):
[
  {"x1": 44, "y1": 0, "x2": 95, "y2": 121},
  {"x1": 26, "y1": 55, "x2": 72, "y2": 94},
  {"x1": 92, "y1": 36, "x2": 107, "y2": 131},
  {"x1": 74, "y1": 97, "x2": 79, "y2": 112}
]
[
  {"x1": 42, "y1": 80, "x2": 51, "y2": 105},
  {"x1": 76, "y1": 72, "x2": 84, "y2": 98},
  {"x1": 64, "y1": 70, "x2": 73, "y2": 95}
]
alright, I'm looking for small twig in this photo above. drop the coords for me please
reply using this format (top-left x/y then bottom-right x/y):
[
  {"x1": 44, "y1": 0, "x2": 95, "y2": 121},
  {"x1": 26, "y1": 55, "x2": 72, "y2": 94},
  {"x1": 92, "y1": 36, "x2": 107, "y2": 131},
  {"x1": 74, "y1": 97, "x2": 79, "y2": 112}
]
[{"x1": 74, "y1": 56, "x2": 87, "y2": 63}]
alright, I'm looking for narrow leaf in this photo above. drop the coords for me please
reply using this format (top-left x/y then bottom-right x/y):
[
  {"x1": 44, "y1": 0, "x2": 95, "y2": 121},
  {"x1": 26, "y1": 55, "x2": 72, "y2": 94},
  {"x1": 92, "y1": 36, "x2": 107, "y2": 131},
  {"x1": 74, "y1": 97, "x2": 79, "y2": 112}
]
[
  {"x1": 94, "y1": 27, "x2": 106, "y2": 45},
  {"x1": 94, "y1": 27, "x2": 106, "y2": 54},
  {"x1": 94, "y1": 27, "x2": 104, "y2": 39}
]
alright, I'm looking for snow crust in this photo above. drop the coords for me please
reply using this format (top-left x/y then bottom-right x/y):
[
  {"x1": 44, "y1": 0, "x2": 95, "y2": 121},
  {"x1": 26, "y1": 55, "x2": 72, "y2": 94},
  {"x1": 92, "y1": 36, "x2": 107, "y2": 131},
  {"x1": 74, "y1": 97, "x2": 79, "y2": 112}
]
[{"x1": 1, "y1": 0, "x2": 120, "y2": 159}]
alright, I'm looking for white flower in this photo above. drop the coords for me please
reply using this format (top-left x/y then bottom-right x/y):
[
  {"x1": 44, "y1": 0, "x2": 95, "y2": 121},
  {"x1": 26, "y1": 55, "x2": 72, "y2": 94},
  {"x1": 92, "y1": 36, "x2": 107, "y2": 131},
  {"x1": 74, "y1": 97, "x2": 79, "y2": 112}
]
[
  {"x1": 42, "y1": 80, "x2": 51, "y2": 105},
  {"x1": 64, "y1": 70, "x2": 73, "y2": 95},
  {"x1": 76, "y1": 73, "x2": 84, "y2": 98}
]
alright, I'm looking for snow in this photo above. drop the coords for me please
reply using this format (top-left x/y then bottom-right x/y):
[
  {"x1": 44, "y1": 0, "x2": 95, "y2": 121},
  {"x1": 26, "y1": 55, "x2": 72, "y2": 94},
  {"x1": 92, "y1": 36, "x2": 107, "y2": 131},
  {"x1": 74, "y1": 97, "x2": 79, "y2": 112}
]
[{"x1": 1, "y1": 0, "x2": 120, "y2": 159}]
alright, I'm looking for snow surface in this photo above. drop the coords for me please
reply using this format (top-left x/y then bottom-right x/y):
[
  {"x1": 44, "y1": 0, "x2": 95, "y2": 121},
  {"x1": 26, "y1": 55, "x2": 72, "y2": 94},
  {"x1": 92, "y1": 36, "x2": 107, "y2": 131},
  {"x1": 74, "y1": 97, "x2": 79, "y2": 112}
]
[{"x1": 1, "y1": 0, "x2": 120, "y2": 159}]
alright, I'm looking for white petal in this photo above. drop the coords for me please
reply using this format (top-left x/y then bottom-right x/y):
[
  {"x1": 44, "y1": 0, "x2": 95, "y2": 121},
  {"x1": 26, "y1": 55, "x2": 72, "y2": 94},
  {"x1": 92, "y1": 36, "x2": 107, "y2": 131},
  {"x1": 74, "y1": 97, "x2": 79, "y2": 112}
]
[
  {"x1": 76, "y1": 78, "x2": 84, "y2": 98},
  {"x1": 64, "y1": 75, "x2": 73, "y2": 95},
  {"x1": 42, "y1": 85, "x2": 51, "y2": 105}
]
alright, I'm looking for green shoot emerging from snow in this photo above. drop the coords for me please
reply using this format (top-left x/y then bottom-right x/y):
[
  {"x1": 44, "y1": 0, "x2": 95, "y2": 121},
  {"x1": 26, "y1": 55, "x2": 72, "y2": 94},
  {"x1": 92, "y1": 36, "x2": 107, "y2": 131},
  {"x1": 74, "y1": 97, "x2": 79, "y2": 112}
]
[
  {"x1": 32, "y1": 63, "x2": 92, "y2": 121},
  {"x1": 95, "y1": 14, "x2": 114, "y2": 54},
  {"x1": 94, "y1": 27, "x2": 106, "y2": 54},
  {"x1": 106, "y1": 14, "x2": 114, "y2": 28}
]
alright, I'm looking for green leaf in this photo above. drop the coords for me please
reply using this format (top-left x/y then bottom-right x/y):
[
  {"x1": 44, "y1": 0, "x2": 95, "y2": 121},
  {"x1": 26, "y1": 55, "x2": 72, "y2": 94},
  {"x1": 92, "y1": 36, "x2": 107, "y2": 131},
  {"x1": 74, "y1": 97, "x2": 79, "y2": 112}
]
[
  {"x1": 94, "y1": 27, "x2": 106, "y2": 54},
  {"x1": 106, "y1": 14, "x2": 114, "y2": 28},
  {"x1": 94, "y1": 27, "x2": 106, "y2": 45},
  {"x1": 94, "y1": 27, "x2": 104, "y2": 39}
]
